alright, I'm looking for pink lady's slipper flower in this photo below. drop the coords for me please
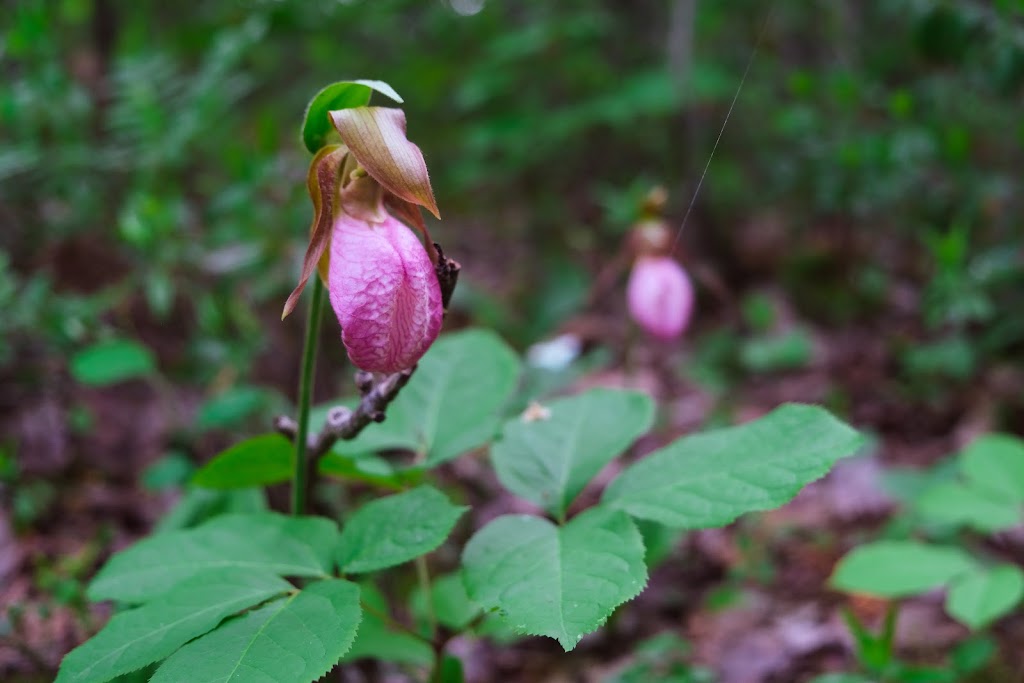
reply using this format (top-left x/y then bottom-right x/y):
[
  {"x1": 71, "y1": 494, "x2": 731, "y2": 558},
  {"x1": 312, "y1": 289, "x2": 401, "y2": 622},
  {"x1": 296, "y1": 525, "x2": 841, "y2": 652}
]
[
  {"x1": 282, "y1": 98, "x2": 446, "y2": 373},
  {"x1": 327, "y1": 211, "x2": 442, "y2": 373},
  {"x1": 627, "y1": 255, "x2": 694, "y2": 340}
]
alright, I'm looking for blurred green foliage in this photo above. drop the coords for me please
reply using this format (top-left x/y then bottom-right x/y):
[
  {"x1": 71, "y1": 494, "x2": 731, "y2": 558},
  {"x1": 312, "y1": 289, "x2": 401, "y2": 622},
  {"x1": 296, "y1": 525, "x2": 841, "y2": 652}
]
[
  {"x1": 606, "y1": 633, "x2": 716, "y2": 683},
  {"x1": 2, "y1": 0, "x2": 1023, "y2": 415}
]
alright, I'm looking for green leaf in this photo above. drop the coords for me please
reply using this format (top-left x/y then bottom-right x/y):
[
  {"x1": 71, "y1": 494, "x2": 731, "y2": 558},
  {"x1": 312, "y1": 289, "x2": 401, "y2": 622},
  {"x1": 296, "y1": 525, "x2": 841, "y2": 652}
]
[
  {"x1": 841, "y1": 606, "x2": 891, "y2": 672},
  {"x1": 343, "y1": 583, "x2": 432, "y2": 666},
  {"x1": 740, "y1": 292, "x2": 777, "y2": 331},
  {"x1": 411, "y1": 573, "x2": 479, "y2": 631},
  {"x1": 343, "y1": 613, "x2": 431, "y2": 665},
  {"x1": 57, "y1": 569, "x2": 292, "y2": 683},
  {"x1": 636, "y1": 519, "x2": 685, "y2": 568},
  {"x1": 491, "y1": 388, "x2": 654, "y2": 517},
  {"x1": 461, "y1": 507, "x2": 647, "y2": 650},
  {"x1": 438, "y1": 655, "x2": 465, "y2": 683},
  {"x1": 605, "y1": 633, "x2": 713, "y2": 683},
  {"x1": 107, "y1": 665, "x2": 157, "y2": 683},
  {"x1": 89, "y1": 513, "x2": 337, "y2": 603},
  {"x1": 602, "y1": 404, "x2": 864, "y2": 528},
  {"x1": 150, "y1": 579, "x2": 361, "y2": 683},
  {"x1": 318, "y1": 451, "x2": 409, "y2": 490},
  {"x1": 884, "y1": 663, "x2": 956, "y2": 683},
  {"x1": 960, "y1": 434, "x2": 1024, "y2": 503},
  {"x1": 154, "y1": 487, "x2": 266, "y2": 534},
  {"x1": 830, "y1": 540, "x2": 976, "y2": 598},
  {"x1": 902, "y1": 336, "x2": 976, "y2": 380},
  {"x1": 70, "y1": 340, "x2": 156, "y2": 386},
  {"x1": 301, "y1": 80, "x2": 402, "y2": 154},
  {"x1": 914, "y1": 481, "x2": 1020, "y2": 532},
  {"x1": 192, "y1": 434, "x2": 293, "y2": 489},
  {"x1": 951, "y1": 635, "x2": 997, "y2": 674},
  {"x1": 195, "y1": 386, "x2": 276, "y2": 431},
  {"x1": 739, "y1": 330, "x2": 814, "y2": 373},
  {"x1": 946, "y1": 564, "x2": 1024, "y2": 629},
  {"x1": 141, "y1": 452, "x2": 194, "y2": 492},
  {"x1": 335, "y1": 329, "x2": 522, "y2": 467},
  {"x1": 882, "y1": 459, "x2": 958, "y2": 505},
  {"x1": 474, "y1": 613, "x2": 523, "y2": 645},
  {"x1": 337, "y1": 486, "x2": 466, "y2": 573}
]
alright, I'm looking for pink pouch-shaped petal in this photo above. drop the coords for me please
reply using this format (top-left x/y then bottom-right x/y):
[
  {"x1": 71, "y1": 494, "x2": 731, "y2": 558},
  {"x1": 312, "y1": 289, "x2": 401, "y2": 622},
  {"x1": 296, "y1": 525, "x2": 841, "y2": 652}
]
[
  {"x1": 627, "y1": 256, "x2": 694, "y2": 340},
  {"x1": 328, "y1": 212, "x2": 443, "y2": 373}
]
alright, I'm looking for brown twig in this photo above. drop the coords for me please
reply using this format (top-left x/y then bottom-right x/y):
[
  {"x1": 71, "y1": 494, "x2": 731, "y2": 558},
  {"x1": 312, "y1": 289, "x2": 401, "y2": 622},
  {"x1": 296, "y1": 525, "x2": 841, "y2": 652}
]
[{"x1": 310, "y1": 366, "x2": 416, "y2": 457}]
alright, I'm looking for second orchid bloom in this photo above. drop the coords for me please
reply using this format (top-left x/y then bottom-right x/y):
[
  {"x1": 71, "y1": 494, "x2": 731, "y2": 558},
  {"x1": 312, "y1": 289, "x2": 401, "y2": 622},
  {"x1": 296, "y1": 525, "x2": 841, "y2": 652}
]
[{"x1": 625, "y1": 191, "x2": 695, "y2": 341}]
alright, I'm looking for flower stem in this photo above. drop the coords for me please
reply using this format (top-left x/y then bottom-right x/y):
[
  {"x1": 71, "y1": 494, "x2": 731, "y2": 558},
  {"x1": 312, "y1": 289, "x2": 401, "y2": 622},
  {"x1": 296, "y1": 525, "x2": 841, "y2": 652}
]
[
  {"x1": 291, "y1": 276, "x2": 325, "y2": 516},
  {"x1": 416, "y1": 555, "x2": 437, "y2": 639}
]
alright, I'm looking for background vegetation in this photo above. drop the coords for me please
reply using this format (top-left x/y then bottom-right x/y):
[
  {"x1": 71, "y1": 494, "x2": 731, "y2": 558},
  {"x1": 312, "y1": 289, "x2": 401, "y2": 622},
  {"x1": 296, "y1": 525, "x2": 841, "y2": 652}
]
[{"x1": 2, "y1": 0, "x2": 1023, "y2": 681}]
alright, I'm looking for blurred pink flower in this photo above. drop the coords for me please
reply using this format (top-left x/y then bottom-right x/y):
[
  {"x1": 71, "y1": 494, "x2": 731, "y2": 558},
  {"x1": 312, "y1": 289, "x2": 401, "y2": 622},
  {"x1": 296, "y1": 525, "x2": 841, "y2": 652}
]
[
  {"x1": 327, "y1": 212, "x2": 442, "y2": 373},
  {"x1": 627, "y1": 255, "x2": 694, "y2": 340}
]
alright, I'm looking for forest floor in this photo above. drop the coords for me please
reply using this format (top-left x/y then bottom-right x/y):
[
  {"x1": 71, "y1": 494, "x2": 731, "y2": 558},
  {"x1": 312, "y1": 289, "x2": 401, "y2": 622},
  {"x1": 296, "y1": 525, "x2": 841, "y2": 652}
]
[{"x1": 3, "y1": 227, "x2": 1023, "y2": 683}]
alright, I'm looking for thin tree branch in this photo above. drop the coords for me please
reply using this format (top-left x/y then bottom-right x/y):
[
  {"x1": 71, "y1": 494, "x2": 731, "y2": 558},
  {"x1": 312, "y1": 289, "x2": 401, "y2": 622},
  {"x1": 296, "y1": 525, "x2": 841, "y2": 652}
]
[{"x1": 311, "y1": 366, "x2": 416, "y2": 457}]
